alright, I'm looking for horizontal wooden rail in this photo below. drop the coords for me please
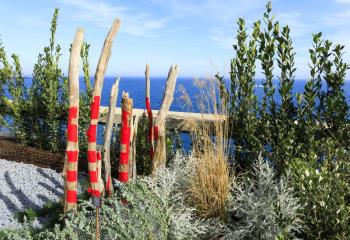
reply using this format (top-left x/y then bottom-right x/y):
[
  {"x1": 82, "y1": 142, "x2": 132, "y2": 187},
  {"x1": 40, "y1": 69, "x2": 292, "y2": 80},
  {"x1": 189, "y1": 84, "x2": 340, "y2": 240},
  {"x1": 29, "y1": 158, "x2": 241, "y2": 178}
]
[{"x1": 99, "y1": 107, "x2": 226, "y2": 132}]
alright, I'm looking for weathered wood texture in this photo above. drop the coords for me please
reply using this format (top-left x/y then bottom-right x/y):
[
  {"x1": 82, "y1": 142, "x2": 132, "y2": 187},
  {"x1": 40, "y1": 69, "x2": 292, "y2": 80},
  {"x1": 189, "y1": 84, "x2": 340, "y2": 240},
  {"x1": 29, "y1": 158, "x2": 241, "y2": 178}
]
[
  {"x1": 99, "y1": 107, "x2": 226, "y2": 132},
  {"x1": 87, "y1": 18, "x2": 120, "y2": 197},
  {"x1": 152, "y1": 65, "x2": 179, "y2": 174},
  {"x1": 118, "y1": 92, "x2": 133, "y2": 183},
  {"x1": 129, "y1": 115, "x2": 139, "y2": 180},
  {"x1": 64, "y1": 28, "x2": 84, "y2": 212},
  {"x1": 145, "y1": 64, "x2": 154, "y2": 159},
  {"x1": 102, "y1": 77, "x2": 120, "y2": 195}
]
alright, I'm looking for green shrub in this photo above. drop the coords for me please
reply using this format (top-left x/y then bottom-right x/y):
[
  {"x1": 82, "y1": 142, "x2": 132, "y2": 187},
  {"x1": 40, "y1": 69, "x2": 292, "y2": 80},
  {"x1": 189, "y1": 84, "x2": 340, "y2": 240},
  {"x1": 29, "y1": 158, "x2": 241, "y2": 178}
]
[
  {"x1": 28, "y1": 8, "x2": 66, "y2": 152},
  {"x1": 290, "y1": 144, "x2": 350, "y2": 239}
]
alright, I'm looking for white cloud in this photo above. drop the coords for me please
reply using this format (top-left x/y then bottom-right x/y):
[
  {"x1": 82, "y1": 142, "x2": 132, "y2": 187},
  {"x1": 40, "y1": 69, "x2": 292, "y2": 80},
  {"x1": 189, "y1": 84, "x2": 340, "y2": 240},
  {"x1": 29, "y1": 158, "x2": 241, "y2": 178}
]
[{"x1": 59, "y1": 0, "x2": 169, "y2": 37}]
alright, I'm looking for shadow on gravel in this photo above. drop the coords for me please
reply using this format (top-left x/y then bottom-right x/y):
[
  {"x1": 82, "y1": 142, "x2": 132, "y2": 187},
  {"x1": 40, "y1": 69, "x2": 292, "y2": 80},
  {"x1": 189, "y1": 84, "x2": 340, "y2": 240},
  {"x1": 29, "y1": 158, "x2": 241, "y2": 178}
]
[
  {"x1": 38, "y1": 182, "x2": 63, "y2": 197},
  {"x1": 0, "y1": 189, "x2": 19, "y2": 212},
  {"x1": 5, "y1": 171, "x2": 39, "y2": 209},
  {"x1": 37, "y1": 194, "x2": 50, "y2": 203},
  {"x1": 37, "y1": 168, "x2": 62, "y2": 188}
]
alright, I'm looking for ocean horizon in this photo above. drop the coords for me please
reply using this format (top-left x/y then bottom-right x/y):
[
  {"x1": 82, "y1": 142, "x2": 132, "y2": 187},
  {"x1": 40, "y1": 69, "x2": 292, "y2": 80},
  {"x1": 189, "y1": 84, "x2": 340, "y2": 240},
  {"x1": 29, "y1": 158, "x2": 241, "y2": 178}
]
[{"x1": 21, "y1": 76, "x2": 350, "y2": 112}]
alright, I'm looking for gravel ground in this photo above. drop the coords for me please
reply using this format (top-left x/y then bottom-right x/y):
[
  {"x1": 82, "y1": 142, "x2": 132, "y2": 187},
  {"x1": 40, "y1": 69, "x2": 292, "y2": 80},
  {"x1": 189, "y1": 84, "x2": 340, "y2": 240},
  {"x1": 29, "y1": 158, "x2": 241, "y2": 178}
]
[{"x1": 0, "y1": 159, "x2": 84, "y2": 229}]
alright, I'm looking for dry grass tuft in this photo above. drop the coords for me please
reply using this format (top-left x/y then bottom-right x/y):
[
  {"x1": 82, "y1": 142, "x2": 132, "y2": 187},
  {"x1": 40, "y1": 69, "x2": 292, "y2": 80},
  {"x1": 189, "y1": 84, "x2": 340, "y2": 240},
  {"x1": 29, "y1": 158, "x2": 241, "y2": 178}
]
[{"x1": 182, "y1": 77, "x2": 232, "y2": 219}]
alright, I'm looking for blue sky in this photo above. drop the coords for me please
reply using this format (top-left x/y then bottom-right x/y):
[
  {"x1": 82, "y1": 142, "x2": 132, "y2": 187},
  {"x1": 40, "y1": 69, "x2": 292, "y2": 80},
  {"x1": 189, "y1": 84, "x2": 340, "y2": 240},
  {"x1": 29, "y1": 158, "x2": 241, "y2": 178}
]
[{"x1": 1, "y1": 0, "x2": 350, "y2": 78}]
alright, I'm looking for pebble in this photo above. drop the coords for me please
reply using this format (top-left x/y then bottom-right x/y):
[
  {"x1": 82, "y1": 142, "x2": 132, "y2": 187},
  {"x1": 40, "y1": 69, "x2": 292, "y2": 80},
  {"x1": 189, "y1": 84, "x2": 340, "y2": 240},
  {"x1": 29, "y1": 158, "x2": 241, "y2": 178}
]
[{"x1": 0, "y1": 159, "x2": 85, "y2": 229}]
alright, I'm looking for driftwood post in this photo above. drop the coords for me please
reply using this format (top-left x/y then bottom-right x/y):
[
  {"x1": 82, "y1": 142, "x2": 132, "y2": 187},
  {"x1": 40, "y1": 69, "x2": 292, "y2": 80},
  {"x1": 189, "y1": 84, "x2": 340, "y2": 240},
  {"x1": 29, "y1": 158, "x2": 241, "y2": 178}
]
[
  {"x1": 64, "y1": 28, "x2": 84, "y2": 212},
  {"x1": 86, "y1": 19, "x2": 120, "y2": 199},
  {"x1": 118, "y1": 92, "x2": 133, "y2": 182},
  {"x1": 145, "y1": 64, "x2": 154, "y2": 160},
  {"x1": 102, "y1": 77, "x2": 120, "y2": 195},
  {"x1": 129, "y1": 115, "x2": 139, "y2": 180},
  {"x1": 152, "y1": 65, "x2": 179, "y2": 175}
]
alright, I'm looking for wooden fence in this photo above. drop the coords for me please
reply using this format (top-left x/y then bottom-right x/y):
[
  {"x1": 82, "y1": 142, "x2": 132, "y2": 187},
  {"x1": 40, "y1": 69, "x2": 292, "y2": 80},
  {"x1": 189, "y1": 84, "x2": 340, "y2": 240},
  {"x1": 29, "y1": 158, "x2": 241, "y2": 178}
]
[{"x1": 98, "y1": 106, "x2": 226, "y2": 132}]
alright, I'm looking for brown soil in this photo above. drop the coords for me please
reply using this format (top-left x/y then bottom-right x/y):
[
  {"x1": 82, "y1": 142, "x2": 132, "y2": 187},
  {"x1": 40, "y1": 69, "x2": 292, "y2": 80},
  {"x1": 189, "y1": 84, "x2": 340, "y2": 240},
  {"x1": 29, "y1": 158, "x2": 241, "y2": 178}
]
[{"x1": 0, "y1": 136, "x2": 65, "y2": 172}]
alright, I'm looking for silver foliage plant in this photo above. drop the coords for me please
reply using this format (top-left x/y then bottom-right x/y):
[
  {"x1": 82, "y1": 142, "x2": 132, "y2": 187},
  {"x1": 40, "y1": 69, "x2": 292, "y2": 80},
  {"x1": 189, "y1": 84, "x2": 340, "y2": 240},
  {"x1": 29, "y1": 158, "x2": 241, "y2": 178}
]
[
  {"x1": 144, "y1": 151, "x2": 208, "y2": 240},
  {"x1": 224, "y1": 155, "x2": 303, "y2": 240}
]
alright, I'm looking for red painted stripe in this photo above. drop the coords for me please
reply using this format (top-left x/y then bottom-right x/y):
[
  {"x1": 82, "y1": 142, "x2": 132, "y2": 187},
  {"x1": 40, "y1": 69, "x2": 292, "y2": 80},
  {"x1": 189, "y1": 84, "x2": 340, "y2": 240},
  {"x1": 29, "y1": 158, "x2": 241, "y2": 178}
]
[
  {"x1": 89, "y1": 170, "x2": 98, "y2": 183},
  {"x1": 66, "y1": 170, "x2": 77, "y2": 182},
  {"x1": 119, "y1": 153, "x2": 129, "y2": 164},
  {"x1": 145, "y1": 97, "x2": 153, "y2": 121},
  {"x1": 67, "y1": 107, "x2": 78, "y2": 142},
  {"x1": 90, "y1": 96, "x2": 100, "y2": 119},
  {"x1": 86, "y1": 124, "x2": 97, "y2": 142},
  {"x1": 106, "y1": 175, "x2": 111, "y2": 195},
  {"x1": 67, "y1": 190, "x2": 77, "y2": 203},
  {"x1": 87, "y1": 188, "x2": 101, "y2": 197},
  {"x1": 154, "y1": 125, "x2": 159, "y2": 140},
  {"x1": 87, "y1": 150, "x2": 97, "y2": 163},
  {"x1": 66, "y1": 150, "x2": 78, "y2": 163},
  {"x1": 67, "y1": 125, "x2": 78, "y2": 142},
  {"x1": 118, "y1": 172, "x2": 128, "y2": 182}
]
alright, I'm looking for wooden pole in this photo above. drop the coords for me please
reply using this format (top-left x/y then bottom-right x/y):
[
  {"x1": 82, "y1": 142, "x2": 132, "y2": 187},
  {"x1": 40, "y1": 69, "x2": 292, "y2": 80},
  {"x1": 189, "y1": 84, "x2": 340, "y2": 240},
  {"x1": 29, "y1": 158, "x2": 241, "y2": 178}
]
[
  {"x1": 145, "y1": 64, "x2": 155, "y2": 160},
  {"x1": 87, "y1": 19, "x2": 121, "y2": 198},
  {"x1": 118, "y1": 92, "x2": 133, "y2": 183},
  {"x1": 129, "y1": 115, "x2": 139, "y2": 180},
  {"x1": 152, "y1": 65, "x2": 179, "y2": 175},
  {"x1": 64, "y1": 28, "x2": 84, "y2": 212},
  {"x1": 102, "y1": 77, "x2": 120, "y2": 195}
]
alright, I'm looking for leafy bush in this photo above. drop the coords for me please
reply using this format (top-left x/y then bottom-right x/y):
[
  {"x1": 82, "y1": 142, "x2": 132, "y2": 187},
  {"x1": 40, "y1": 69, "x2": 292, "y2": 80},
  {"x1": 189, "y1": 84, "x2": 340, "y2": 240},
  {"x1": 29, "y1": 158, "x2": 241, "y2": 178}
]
[
  {"x1": 290, "y1": 144, "x2": 350, "y2": 239},
  {"x1": 228, "y1": 1, "x2": 350, "y2": 178},
  {"x1": 223, "y1": 156, "x2": 303, "y2": 239},
  {"x1": 28, "y1": 8, "x2": 66, "y2": 152}
]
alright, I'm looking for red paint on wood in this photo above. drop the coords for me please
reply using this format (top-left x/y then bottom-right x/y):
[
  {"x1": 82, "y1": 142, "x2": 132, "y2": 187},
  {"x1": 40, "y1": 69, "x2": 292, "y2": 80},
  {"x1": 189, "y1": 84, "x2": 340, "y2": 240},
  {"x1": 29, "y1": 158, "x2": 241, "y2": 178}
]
[
  {"x1": 97, "y1": 151, "x2": 101, "y2": 161},
  {"x1": 87, "y1": 188, "x2": 101, "y2": 197},
  {"x1": 146, "y1": 97, "x2": 155, "y2": 160},
  {"x1": 66, "y1": 170, "x2": 77, "y2": 182},
  {"x1": 67, "y1": 107, "x2": 78, "y2": 142},
  {"x1": 89, "y1": 170, "x2": 98, "y2": 183},
  {"x1": 118, "y1": 109, "x2": 131, "y2": 183},
  {"x1": 67, "y1": 190, "x2": 77, "y2": 203},
  {"x1": 106, "y1": 175, "x2": 111, "y2": 195},
  {"x1": 66, "y1": 151, "x2": 78, "y2": 162},
  {"x1": 118, "y1": 172, "x2": 128, "y2": 183},
  {"x1": 87, "y1": 150, "x2": 97, "y2": 163},
  {"x1": 86, "y1": 125, "x2": 97, "y2": 143},
  {"x1": 90, "y1": 96, "x2": 101, "y2": 119},
  {"x1": 154, "y1": 125, "x2": 159, "y2": 140}
]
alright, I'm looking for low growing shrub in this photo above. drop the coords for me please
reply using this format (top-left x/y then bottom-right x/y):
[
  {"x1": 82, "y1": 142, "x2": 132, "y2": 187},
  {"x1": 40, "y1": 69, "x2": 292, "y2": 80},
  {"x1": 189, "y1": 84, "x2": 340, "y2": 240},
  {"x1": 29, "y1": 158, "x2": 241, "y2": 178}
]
[
  {"x1": 290, "y1": 145, "x2": 350, "y2": 239},
  {"x1": 223, "y1": 156, "x2": 303, "y2": 239}
]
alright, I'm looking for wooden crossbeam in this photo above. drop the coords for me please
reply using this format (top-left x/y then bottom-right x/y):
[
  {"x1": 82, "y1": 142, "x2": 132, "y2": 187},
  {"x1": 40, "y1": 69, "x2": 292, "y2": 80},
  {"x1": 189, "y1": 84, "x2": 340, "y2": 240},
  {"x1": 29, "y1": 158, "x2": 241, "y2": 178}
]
[{"x1": 98, "y1": 107, "x2": 226, "y2": 132}]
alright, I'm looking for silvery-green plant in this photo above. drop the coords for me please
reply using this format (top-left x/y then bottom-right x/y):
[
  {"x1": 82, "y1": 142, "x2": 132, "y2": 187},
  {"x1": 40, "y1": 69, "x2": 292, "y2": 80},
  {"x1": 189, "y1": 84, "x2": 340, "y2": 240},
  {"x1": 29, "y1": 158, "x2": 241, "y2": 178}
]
[
  {"x1": 223, "y1": 156, "x2": 302, "y2": 239},
  {"x1": 144, "y1": 152, "x2": 208, "y2": 240}
]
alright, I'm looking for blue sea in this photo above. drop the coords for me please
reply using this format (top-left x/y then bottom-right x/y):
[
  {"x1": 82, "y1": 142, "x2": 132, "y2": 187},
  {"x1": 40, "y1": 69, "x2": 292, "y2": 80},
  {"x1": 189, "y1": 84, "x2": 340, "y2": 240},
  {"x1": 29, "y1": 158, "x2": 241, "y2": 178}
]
[
  {"x1": 96, "y1": 77, "x2": 350, "y2": 110},
  {"x1": 20, "y1": 76, "x2": 350, "y2": 111},
  {"x1": 9, "y1": 76, "x2": 350, "y2": 150},
  {"x1": 80, "y1": 77, "x2": 350, "y2": 111}
]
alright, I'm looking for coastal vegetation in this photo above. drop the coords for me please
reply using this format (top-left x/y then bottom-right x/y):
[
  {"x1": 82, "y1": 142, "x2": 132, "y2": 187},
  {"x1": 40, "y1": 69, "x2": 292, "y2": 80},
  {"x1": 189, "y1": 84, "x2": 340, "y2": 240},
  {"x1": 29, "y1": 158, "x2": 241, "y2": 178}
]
[{"x1": 0, "y1": 1, "x2": 350, "y2": 239}]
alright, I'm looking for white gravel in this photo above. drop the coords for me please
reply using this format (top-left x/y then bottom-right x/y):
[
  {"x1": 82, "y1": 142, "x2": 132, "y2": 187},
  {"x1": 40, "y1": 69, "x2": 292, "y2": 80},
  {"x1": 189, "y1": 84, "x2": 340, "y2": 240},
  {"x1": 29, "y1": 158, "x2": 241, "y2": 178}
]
[{"x1": 0, "y1": 159, "x2": 76, "y2": 229}]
